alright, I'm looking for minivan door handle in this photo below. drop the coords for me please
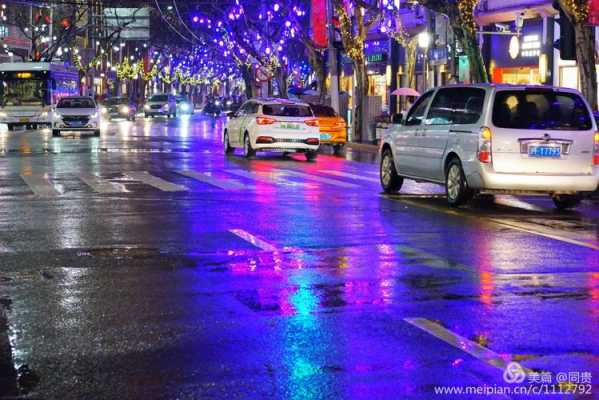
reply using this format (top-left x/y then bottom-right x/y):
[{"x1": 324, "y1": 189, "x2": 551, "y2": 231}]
[{"x1": 449, "y1": 129, "x2": 472, "y2": 134}]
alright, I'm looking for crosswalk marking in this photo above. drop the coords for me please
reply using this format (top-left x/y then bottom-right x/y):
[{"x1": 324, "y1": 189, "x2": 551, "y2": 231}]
[
  {"x1": 225, "y1": 169, "x2": 309, "y2": 187},
  {"x1": 124, "y1": 171, "x2": 188, "y2": 192},
  {"x1": 20, "y1": 174, "x2": 62, "y2": 197},
  {"x1": 319, "y1": 170, "x2": 380, "y2": 183},
  {"x1": 229, "y1": 229, "x2": 279, "y2": 252},
  {"x1": 280, "y1": 170, "x2": 360, "y2": 188},
  {"x1": 79, "y1": 173, "x2": 129, "y2": 194},
  {"x1": 177, "y1": 170, "x2": 250, "y2": 190}
]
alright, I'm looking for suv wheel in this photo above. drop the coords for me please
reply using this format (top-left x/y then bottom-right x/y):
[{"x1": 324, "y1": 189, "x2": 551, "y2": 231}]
[
  {"x1": 445, "y1": 159, "x2": 472, "y2": 206},
  {"x1": 552, "y1": 194, "x2": 581, "y2": 210},
  {"x1": 243, "y1": 133, "x2": 255, "y2": 158},
  {"x1": 224, "y1": 131, "x2": 233, "y2": 154},
  {"x1": 380, "y1": 148, "x2": 403, "y2": 193}
]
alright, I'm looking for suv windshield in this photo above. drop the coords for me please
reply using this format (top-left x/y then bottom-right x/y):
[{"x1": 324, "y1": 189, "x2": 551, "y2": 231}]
[
  {"x1": 57, "y1": 98, "x2": 95, "y2": 108},
  {"x1": 106, "y1": 97, "x2": 127, "y2": 105},
  {"x1": 493, "y1": 90, "x2": 592, "y2": 130},
  {"x1": 310, "y1": 104, "x2": 336, "y2": 117},
  {"x1": 150, "y1": 95, "x2": 168, "y2": 102},
  {"x1": 263, "y1": 104, "x2": 313, "y2": 117}
]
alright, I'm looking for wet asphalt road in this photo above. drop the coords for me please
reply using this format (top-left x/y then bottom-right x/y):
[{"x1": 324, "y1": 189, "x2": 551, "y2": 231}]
[{"x1": 0, "y1": 114, "x2": 597, "y2": 399}]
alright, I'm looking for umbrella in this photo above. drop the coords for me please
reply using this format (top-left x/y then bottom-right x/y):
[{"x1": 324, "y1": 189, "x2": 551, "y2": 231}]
[{"x1": 391, "y1": 88, "x2": 421, "y2": 97}]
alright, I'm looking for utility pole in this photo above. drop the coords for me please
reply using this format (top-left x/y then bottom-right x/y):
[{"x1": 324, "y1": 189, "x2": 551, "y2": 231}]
[{"x1": 326, "y1": 0, "x2": 339, "y2": 114}]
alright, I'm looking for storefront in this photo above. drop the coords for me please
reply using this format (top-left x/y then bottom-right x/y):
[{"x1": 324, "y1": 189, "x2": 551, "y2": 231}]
[
  {"x1": 487, "y1": 18, "x2": 544, "y2": 85},
  {"x1": 365, "y1": 52, "x2": 389, "y2": 112}
]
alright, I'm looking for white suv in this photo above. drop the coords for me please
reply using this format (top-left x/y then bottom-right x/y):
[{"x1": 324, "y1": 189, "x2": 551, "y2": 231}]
[
  {"x1": 53, "y1": 96, "x2": 100, "y2": 137},
  {"x1": 223, "y1": 98, "x2": 320, "y2": 161},
  {"x1": 380, "y1": 84, "x2": 599, "y2": 209}
]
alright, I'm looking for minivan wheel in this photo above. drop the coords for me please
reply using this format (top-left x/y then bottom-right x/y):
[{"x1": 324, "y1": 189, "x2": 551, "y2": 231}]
[
  {"x1": 243, "y1": 133, "x2": 255, "y2": 158},
  {"x1": 445, "y1": 159, "x2": 472, "y2": 206},
  {"x1": 224, "y1": 131, "x2": 233, "y2": 154},
  {"x1": 380, "y1": 148, "x2": 403, "y2": 193},
  {"x1": 552, "y1": 194, "x2": 581, "y2": 210}
]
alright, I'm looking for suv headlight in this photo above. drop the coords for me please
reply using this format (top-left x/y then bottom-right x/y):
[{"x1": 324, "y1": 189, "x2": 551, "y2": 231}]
[
  {"x1": 91, "y1": 112, "x2": 98, "y2": 119},
  {"x1": 120, "y1": 105, "x2": 130, "y2": 113},
  {"x1": 144, "y1": 104, "x2": 150, "y2": 110},
  {"x1": 100, "y1": 106, "x2": 108, "y2": 114}
]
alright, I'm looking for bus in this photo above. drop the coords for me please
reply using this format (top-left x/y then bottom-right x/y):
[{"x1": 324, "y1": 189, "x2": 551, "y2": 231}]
[{"x1": 0, "y1": 62, "x2": 80, "y2": 130}]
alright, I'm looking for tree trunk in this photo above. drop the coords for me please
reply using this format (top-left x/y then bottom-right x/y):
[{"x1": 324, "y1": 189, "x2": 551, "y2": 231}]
[
  {"x1": 240, "y1": 65, "x2": 254, "y2": 99},
  {"x1": 353, "y1": 60, "x2": 369, "y2": 142},
  {"x1": 276, "y1": 67, "x2": 289, "y2": 99},
  {"x1": 574, "y1": 23, "x2": 597, "y2": 110},
  {"x1": 307, "y1": 46, "x2": 326, "y2": 103},
  {"x1": 405, "y1": 41, "x2": 417, "y2": 89},
  {"x1": 454, "y1": 26, "x2": 488, "y2": 83}
]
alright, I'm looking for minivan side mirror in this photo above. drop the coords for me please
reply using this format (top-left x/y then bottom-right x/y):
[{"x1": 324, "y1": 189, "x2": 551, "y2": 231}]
[{"x1": 392, "y1": 114, "x2": 403, "y2": 125}]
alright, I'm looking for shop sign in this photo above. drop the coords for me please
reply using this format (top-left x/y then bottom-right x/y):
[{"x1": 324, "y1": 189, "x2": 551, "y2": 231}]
[
  {"x1": 428, "y1": 47, "x2": 448, "y2": 65},
  {"x1": 366, "y1": 53, "x2": 387, "y2": 63}
]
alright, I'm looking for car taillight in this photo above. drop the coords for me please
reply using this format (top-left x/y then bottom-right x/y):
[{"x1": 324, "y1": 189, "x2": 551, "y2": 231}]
[
  {"x1": 478, "y1": 127, "x2": 492, "y2": 164},
  {"x1": 256, "y1": 136, "x2": 275, "y2": 144},
  {"x1": 305, "y1": 119, "x2": 319, "y2": 127},
  {"x1": 305, "y1": 138, "x2": 320, "y2": 145},
  {"x1": 594, "y1": 132, "x2": 599, "y2": 165},
  {"x1": 256, "y1": 116, "x2": 276, "y2": 125},
  {"x1": 334, "y1": 121, "x2": 346, "y2": 128}
]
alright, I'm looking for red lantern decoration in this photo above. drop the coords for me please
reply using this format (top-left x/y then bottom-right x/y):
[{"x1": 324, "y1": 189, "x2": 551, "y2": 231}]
[
  {"x1": 590, "y1": 0, "x2": 599, "y2": 25},
  {"x1": 60, "y1": 18, "x2": 71, "y2": 29},
  {"x1": 311, "y1": 0, "x2": 328, "y2": 48}
]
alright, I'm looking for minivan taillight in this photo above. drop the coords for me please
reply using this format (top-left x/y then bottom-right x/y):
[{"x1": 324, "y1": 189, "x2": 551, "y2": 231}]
[
  {"x1": 478, "y1": 127, "x2": 492, "y2": 164},
  {"x1": 256, "y1": 116, "x2": 277, "y2": 125},
  {"x1": 593, "y1": 132, "x2": 599, "y2": 165}
]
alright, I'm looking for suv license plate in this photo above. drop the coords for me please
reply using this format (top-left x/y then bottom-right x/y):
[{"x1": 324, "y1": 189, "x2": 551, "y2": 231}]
[{"x1": 528, "y1": 146, "x2": 561, "y2": 158}]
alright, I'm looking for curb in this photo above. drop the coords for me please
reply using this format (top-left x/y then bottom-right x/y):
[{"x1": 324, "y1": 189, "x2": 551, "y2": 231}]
[{"x1": 346, "y1": 142, "x2": 379, "y2": 153}]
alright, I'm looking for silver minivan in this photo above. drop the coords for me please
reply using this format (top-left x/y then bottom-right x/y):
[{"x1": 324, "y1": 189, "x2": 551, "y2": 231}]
[{"x1": 379, "y1": 84, "x2": 599, "y2": 209}]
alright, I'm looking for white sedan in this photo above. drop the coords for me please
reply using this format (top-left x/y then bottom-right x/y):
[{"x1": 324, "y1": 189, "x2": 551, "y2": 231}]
[
  {"x1": 53, "y1": 96, "x2": 101, "y2": 137},
  {"x1": 223, "y1": 98, "x2": 320, "y2": 161}
]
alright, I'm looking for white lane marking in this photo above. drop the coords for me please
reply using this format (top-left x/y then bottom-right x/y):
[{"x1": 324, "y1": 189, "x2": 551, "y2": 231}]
[
  {"x1": 177, "y1": 170, "x2": 250, "y2": 190},
  {"x1": 225, "y1": 169, "x2": 308, "y2": 187},
  {"x1": 79, "y1": 173, "x2": 129, "y2": 194},
  {"x1": 124, "y1": 171, "x2": 188, "y2": 192},
  {"x1": 229, "y1": 229, "x2": 279, "y2": 252},
  {"x1": 404, "y1": 318, "x2": 519, "y2": 372},
  {"x1": 364, "y1": 170, "x2": 380, "y2": 176},
  {"x1": 280, "y1": 170, "x2": 360, "y2": 188},
  {"x1": 319, "y1": 170, "x2": 380, "y2": 183},
  {"x1": 20, "y1": 175, "x2": 62, "y2": 197}
]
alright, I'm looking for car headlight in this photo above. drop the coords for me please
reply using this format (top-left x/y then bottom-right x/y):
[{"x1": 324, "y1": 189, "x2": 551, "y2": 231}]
[
  {"x1": 54, "y1": 113, "x2": 63, "y2": 120},
  {"x1": 100, "y1": 106, "x2": 108, "y2": 114},
  {"x1": 215, "y1": 101, "x2": 221, "y2": 106},
  {"x1": 120, "y1": 105, "x2": 130, "y2": 113},
  {"x1": 39, "y1": 111, "x2": 49, "y2": 118},
  {"x1": 144, "y1": 104, "x2": 150, "y2": 110},
  {"x1": 181, "y1": 103, "x2": 189, "y2": 111},
  {"x1": 0, "y1": 112, "x2": 7, "y2": 118},
  {"x1": 91, "y1": 112, "x2": 98, "y2": 118}
]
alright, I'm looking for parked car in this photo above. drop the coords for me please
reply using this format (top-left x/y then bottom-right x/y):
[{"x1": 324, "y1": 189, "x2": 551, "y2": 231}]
[
  {"x1": 379, "y1": 84, "x2": 599, "y2": 210},
  {"x1": 144, "y1": 94, "x2": 177, "y2": 118},
  {"x1": 309, "y1": 103, "x2": 347, "y2": 154},
  {"x1": 223, "y1": 98, "x2": 320, "y2": 161},
  {"x1": 175, "y1": 95, "x2": 194, "y2": 115},
  {"x1": 52, "y1": 96, "x2": 100, "y2": 137},
  {"x1": 101, "y1": 96, "x2": 137, "y2": 121}
]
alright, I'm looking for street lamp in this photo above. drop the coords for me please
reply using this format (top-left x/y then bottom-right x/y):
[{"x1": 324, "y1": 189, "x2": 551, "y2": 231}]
[{"x1": 418, "y1": 32, "x2": 431, "y2": 90}]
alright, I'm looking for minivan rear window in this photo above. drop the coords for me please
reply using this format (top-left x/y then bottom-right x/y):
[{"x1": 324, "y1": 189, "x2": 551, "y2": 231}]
[
  {"x1": 493, "y1": 90, "x2": 592, "y2": 130},
  {"x1": 263, "y1": 104, "x2": 313, "y2": 117}
]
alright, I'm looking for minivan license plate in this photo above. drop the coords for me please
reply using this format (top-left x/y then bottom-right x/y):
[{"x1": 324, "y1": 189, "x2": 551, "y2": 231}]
[{"x1": 528, "y1": 146, "x2": 560, "y2": 158}]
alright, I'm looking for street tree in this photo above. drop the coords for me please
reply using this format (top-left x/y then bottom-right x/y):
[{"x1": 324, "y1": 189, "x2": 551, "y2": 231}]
[
  {"x1": 558, "y1": 0, "x2": 597, "y2": 109},
  {"x1": 333, "y1": 0, "x2": 382, "y2": 141},
  {"x1": 417, "y1": 0, "x2": 488, "y2": 83}
]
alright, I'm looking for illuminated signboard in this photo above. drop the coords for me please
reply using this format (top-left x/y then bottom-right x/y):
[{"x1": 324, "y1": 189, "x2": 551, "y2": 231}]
[
  {"x1": 16, "y1": 72, "x2": 32, "y2": 79},
  {"x1": 520, "y1": 35, "x2": 540, "y2": 57},
  {"x1": 366, "y1": 53, "x2": 387, "y2": 63}
]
